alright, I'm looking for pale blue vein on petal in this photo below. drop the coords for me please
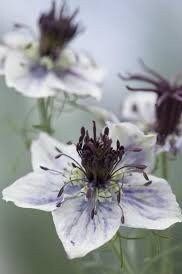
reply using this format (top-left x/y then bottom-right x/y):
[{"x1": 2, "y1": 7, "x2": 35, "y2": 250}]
[{"x1": 30, "y1": 63, "x2": 48, "y2": 79}]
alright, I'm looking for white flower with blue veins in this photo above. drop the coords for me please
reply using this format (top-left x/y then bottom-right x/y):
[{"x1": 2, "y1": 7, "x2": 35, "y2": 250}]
[
  {"x1": 2, "y1": 122, "x2": 182, "y2": 258},
  {"x1": 1, "y1": 2, "x2": 104, "y2": 99}
]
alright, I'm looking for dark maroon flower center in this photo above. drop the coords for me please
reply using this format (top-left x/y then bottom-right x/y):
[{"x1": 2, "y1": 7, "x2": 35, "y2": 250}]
[
  {"x1": 155, "y1": 96, "x2": 182, "y2": 144},
  {"x1": 38, "y1": 1, "x2": 82, "y2": 60},
  {"x1": 76, "y1": 121, "x2": 125, "y2": 188}
]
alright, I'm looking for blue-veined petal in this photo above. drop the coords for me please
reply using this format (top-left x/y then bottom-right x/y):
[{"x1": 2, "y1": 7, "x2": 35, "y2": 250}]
[
  {"x1": 121, "y1": 173, "x2": 182, "y2": 229},
  {"x1": 52, "y1": 196, "x2": 121, "y2": 258},
  {"x1": 2, "y1": 171, "x2": 63, "y2": 211},
  {"x1": 4, "y1": 51, "x2": 56, "y2": 98}
]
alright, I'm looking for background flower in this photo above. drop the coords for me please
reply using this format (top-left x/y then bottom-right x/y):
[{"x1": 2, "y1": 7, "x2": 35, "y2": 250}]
[{"x1": 1, "y1": 2, "x2": 105, "y2": 100}]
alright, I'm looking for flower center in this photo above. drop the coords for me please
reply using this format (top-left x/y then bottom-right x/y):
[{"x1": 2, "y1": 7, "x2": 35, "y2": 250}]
[
  {"x1": 38, "y1": 1, "x2": 82, "y2": 60},
  {"x1": 155, "y1": 95, "x2": 182, "y2": 145},
  {"x1": 76, "y1": 121, "x2": 125, "y2": 189}
]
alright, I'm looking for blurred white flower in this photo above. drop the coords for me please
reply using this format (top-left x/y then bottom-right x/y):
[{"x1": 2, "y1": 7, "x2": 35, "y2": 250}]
[
  {"x1": 121, "y1": 92, "x2": 182, "y2": 154},
  {"x1": 120, "y1": 60, "x2": 182, "y2": 154},
  {"x1": 1, "y1": 2, "x2": 104, "y2": 99},
  {"x1": 2, "y1": 122, "x2": 182, "y2": 258}
]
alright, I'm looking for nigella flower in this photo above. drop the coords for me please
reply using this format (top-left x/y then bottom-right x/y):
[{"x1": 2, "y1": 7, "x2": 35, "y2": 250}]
[
  {"x1": 119, "y1": 60, "x2": 182, "y2": 151},
  {"x1": 1, "y1": 2, "x2": 104, "y2": 99},
  {"x1": 2, "y1": 122, "x2": 182, "y2": 258}
]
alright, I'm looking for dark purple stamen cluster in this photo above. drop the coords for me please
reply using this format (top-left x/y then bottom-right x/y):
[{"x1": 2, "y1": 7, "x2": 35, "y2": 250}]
[
  {"x1": 39, "y1": 1, "x2": 82, "y2": 60},
  {"x1": 120, "y1": 60, "x2": 182, "y2": 145},
  {"x1": 76, "y1": 121, "x2": 125, "y2": 189}
]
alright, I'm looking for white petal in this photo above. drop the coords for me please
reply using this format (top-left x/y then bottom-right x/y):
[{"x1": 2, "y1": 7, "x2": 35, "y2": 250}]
[
  {"x1": 0, "y1": 45, "x2": 8, "y2": 75},
  {"x1": 47, "y1": 71, "x2": 102, "y2": 101},
  {"x1": 46, "y1": 49, "x2": 105, "y2": 100},
  {"x1": 31, "y1": 132, "x2": 80, "y2": 171},
  {"x1": 3, "y1": 28, "x2": 34, "y2": 48},
  {"x1": 70, "y1": 54, "x2": 105, "y2": 84},
  {"x1": 2, "y1": 171, "x2": 63, "y2": 211},
  {"x1": 52, "y1": 197, "x2": 121, "y2": 258},
  {"x1": 107, "y1": 122, "x2": 156, "y2": 170},
  {"x1": 121, "y1": 92, "x2": 156, "y2": 125},
  {"x1": 61, "y1": 49, "x2": 105, "y2": 84},
  {"x1": 121, "y1": 173, "x2": 182, "y2": 229},
  {"x1": 4, "y1": 51, "x2": 56, "y2": 98}
]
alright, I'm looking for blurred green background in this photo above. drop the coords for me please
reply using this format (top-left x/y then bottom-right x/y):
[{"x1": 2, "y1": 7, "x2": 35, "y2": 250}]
[{"x1": 0, "y1": 1, "x2": 182, "y2": 273}]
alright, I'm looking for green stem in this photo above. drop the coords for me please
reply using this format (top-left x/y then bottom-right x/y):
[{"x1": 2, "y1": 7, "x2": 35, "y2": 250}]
[
  {"x1": 161, "y1": 152, "x2": 168, "y2": 179},
  {"x1": 111, "y1": 232, "x2": 134, "y2": 274},
  {"x1": 37, "y1": 98, "x2": 53, "y2": 135},
  {"x1": 159, "y1": 152, "x2": 172, "y2": 274}
]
